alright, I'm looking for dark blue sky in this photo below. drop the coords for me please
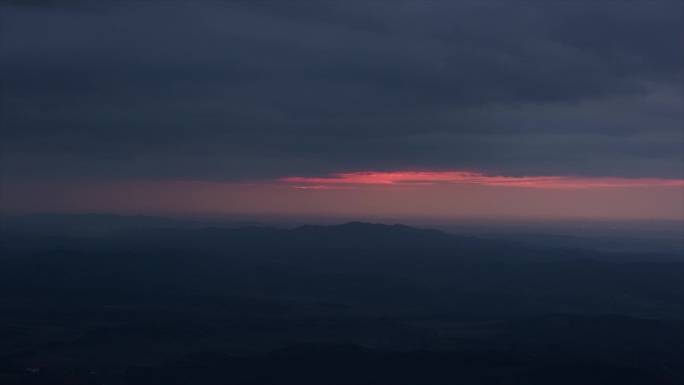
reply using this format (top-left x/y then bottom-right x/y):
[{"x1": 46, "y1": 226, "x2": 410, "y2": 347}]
[{"x1": 1, "y1": 0, "x2": 682, "y2": 184}]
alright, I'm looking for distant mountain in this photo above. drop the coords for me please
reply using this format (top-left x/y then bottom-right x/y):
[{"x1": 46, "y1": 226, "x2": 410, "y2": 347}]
[
  {"x1": 3, "y1": 214, "x2": 681, "y2": 257},
  {"x1": 293, "y1": 221, "x2": 488, "y2": 248},
  {"x1": 90, "y1": 222, "x2": 681, "y2": 264},
  {"x1": 2, "y1": 220, "x2": 681, "y2": 264},
  {"x1": 101, "y1": 222, "x2": 590, "y2": 266}
]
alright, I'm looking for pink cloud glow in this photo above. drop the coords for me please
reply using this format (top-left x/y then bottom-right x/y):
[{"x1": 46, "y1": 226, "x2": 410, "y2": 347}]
[
  {"x1": 2, "y1": 175, "x2": 682, "y2": 219},
  {"x1": 279, "y1": 171, "x2": 684, "y2": 189}
]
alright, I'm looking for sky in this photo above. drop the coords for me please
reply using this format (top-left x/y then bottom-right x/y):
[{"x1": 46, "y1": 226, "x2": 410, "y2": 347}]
[{"x1": 0, "y1": 0, "x2": 682, "y2": 220}]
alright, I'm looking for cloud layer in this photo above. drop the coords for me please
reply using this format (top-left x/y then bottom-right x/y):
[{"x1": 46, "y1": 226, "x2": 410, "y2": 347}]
[{"x1": 1, "y1": 0, "x2": 682, "y2": 182}]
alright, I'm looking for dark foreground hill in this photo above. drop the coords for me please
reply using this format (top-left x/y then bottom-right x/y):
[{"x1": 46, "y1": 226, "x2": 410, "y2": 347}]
[
  {"x1": 123, "y1": 342, "x2": 672, "y2": 385},
  {"x1": 1, "y1": 222, "x2": 682, "y2": 384}
]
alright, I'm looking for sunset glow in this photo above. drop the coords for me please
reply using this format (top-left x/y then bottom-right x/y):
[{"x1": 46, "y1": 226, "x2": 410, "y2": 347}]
[{"x1": 280, "y1": 171, "x2": 684, "y2": 189}]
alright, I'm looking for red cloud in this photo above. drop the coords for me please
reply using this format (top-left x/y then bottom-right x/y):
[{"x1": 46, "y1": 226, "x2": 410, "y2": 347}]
[{"x1": 279, "y1": 171, "x2": 684, "y2": 189}]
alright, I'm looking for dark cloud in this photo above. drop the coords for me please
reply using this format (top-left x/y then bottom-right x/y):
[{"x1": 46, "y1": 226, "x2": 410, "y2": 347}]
[{"x1": 0, "y1": 0, "x2": 682, "y2": 181}]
